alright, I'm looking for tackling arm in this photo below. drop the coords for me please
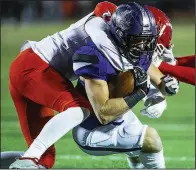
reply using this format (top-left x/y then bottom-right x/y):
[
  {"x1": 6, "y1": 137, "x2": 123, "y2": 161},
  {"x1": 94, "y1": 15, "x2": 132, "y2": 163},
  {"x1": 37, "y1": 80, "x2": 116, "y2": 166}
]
[
  {"x1": 147, "y1": 63, "x2": 179, "y2": 96},
  {"x1": 159, "y1": 61, "x2": 195, "y2": 85},
  {"x1": 176, "y1": 55, "x2": 195, "y2": 68}
]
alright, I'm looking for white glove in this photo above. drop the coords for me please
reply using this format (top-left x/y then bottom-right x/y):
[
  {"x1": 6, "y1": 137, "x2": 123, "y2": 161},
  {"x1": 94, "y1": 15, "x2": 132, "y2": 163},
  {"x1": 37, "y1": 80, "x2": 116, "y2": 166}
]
[
  {"x1": 161, "y1": 44, "x2": 177, "y2": 65},
  {"x1": 140, "y1": 94, "x2": 167, "y2": 119},
  {"x1": 161, "y1": 75, "x2": 179, "y2": 96}
]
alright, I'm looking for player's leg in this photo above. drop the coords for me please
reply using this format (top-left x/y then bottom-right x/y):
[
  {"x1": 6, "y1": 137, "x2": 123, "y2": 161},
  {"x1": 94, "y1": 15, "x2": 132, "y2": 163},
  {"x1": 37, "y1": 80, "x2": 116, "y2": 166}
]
[
  {"x1": 9, "y1": 48, "x2": 91, "y2": 168},
  {"x1": 9, "y1": 81, "x2": 55, "y2": 168},
  {"x1": 126, "y1": 156, "x2": 144, "y2": 169},
  {"x1": 127, "y1": 126, "x2": 165, "y2": 169},
  {"x1": 139, "y1": 126, "x2": 165, "y2": 169},
  {"x1": 73, "y1": 110, "x2": 165, "y2": 169},
  {"x1": 19, "y1": 69, "x2": 91, "y2": 163}
]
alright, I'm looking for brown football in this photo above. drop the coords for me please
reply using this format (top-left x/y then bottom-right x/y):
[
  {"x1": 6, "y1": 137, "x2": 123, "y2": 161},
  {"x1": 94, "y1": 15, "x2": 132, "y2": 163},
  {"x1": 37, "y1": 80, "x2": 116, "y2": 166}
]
[{"x1": 108, "y1": 71, "x2": 135, "y2": 98}]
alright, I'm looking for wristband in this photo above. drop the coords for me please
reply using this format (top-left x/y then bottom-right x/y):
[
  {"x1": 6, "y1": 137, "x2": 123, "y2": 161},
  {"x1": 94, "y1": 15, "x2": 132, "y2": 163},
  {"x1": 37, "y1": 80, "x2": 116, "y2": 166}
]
[{"x1": 123, "y1": 89, "x2": 146, "y2": 109}]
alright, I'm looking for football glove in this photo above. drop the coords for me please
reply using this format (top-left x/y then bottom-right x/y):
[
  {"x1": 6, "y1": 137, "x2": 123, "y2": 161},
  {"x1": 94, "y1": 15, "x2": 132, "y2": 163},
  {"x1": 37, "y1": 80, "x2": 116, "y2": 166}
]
[
  {"x1": 140, "y1": 92, "x2": 167, "y2": 119},
  {"x1": 132, "y1": 66, "x2": 150, "y2": 95},
  {"x1": 160, "y1": 75, "x2": 179, "y2": 96},
  {"x1": 161, "y1": 44, "x2": 177, "y2": 65}
]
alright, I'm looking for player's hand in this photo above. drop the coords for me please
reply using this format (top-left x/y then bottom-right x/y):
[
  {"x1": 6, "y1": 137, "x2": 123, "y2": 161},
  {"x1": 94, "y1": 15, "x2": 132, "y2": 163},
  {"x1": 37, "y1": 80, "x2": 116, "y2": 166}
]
[
  {"x1": 140, "y1": 94, "x2": 167, "y2": 119},
  {"x1": 161, "y1": 44, "x2": 177, "y2": 65},
  {"x1": 160, "y1": 75, "x2": 179, "y2": 96},
  {"x1": 132, "y1": 66, "x2": 150, "y2": 95}
]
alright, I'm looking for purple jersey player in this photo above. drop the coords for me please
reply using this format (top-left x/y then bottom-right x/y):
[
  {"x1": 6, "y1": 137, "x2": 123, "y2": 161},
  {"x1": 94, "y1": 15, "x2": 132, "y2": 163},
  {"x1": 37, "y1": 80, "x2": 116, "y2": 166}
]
[{"x1": 7, "y1": 2, "x2": 179, "y2": 169}]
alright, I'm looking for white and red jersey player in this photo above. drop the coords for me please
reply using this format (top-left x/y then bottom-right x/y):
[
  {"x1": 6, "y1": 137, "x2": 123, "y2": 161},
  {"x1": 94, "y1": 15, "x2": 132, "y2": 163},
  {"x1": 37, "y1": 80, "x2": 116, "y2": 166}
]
[
  {"x1": 141, "y1": 6, "x2": 195, "y2": 118},
  {"x1": 9, "y1": 5, "x2": 129, "y2": 169},
  {"x1": 146, "y1": 6, "x2": 195, "y2": 86},
  {"x1": 9, "y1": 2, "x2": 152, "y2": 169}
]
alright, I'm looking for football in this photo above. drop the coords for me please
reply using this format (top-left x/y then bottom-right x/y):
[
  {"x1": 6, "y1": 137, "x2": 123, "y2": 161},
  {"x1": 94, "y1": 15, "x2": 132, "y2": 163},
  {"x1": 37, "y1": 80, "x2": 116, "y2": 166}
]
[{"x1": 108, "y1": 71, "x2": 135, "y2": 98}]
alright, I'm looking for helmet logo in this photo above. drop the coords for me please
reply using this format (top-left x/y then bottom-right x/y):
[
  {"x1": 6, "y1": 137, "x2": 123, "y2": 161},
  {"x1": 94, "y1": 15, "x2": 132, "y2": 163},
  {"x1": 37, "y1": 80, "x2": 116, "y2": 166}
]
[{"x1": 159, "y1": 24, "x2": 166, "y2": 37}]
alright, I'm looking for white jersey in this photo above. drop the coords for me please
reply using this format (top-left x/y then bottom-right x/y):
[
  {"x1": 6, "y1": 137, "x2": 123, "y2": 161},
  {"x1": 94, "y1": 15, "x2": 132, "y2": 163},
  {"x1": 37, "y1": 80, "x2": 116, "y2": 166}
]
[{"x1": 20, "y1": 13, "x2": 133, "y2": 81}]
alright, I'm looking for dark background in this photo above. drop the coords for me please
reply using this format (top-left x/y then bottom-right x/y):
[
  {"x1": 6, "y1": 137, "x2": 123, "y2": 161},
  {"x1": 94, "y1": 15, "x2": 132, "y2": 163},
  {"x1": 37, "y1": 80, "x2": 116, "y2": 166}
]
[{"x1": 1, "y1": 0, "x2": 195, "y2": 23}]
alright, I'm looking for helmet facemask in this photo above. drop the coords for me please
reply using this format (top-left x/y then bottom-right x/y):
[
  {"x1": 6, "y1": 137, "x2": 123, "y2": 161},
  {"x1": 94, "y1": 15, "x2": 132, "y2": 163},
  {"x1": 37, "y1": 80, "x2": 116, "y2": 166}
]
[
  {"x1": 124, "y1": 35, "x2": 158, "y2": 63},
  {"x1": 109, "y1": 3, "x2": 158, "y2": 65},
  {"x1": 155, "y1": 43, "x2": 165, "y2": 57}
]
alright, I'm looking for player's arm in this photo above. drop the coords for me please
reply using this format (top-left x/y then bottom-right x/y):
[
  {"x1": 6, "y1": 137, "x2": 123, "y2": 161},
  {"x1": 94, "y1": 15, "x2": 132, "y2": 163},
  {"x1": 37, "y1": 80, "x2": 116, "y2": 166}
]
[
  {"x1": 154, "y1": 45, "x2": 195, "y2": 85},
  {"x1": 81, "y1": 77, "x2": 129, "y2": 124},
  {"x1": 147, "y1": 63, "x2": 179, "y2": 96},
  {"x1": 82, "y1": 75, "x2": 149, "y2": 125},
  {"x1": 159, "y1": 61, "x2": 195, "y2": 85},
  {"x1": 82, "y1": 66, "x2": 150, "y2": 125},
  {"x1": 175, "y1": 55, "x2": 195, "y2": 68},
  {"x1": 73, "y1": 47, "x2": 148, "y2": 125}
]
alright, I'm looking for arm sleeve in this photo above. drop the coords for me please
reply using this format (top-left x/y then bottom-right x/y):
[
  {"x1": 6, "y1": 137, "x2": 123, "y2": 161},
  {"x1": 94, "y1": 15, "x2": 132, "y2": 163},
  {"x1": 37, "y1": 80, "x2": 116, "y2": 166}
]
[
  {"x1": 73, "y1": 46, "x2": 108, "y2": 81},
  {"x1": 176, "y1": 55, "x2": 195, "y2": 68},
  {"x1": 158, "y1": 61, "x2": 195, "y2": 85}
]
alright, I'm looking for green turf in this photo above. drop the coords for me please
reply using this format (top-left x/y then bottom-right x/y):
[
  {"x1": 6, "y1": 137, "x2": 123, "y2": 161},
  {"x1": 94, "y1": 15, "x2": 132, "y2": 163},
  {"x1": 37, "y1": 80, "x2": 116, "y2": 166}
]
[{"x1": 1, "y1": 21, "x2": 195, "y2": 168}]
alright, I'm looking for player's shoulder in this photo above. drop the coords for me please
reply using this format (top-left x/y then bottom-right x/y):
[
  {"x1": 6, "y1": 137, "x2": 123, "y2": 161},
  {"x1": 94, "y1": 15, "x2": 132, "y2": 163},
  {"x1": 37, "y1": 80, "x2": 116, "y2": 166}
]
[
  {"x1": 85, "y1": 16, "x2": 109, "y2": 34},
  {"x1": 73, "y1": 45, "x2": 105, "y2": 65},
  {"x1": 73, "y1": 45, "x2": 116, "y2": 80}
]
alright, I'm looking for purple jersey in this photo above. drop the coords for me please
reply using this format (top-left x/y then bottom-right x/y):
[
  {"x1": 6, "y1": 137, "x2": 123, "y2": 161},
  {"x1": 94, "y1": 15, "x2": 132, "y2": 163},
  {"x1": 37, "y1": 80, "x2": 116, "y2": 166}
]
[{"x1": 73, "y1": 44, "x2": 117, "y2": 82}]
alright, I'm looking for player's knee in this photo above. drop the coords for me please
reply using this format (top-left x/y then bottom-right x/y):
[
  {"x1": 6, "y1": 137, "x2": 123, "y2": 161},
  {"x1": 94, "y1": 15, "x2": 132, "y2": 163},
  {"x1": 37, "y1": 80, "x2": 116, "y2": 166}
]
[
  {"x1": 75, "y1": 107, "x2": 90, "y2": 122},
  {"x1": 142, "y1": 126, "x2": 162, "y2": 153},
  {"x1": 66, "y1": 107, "x2": 90, "y2": 124}
]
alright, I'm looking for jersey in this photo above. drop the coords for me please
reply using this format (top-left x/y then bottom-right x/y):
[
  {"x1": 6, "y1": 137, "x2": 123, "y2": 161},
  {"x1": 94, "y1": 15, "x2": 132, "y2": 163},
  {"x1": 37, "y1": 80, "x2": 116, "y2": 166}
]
[
  {"x1": 20, "y1": 12, "x2": 136, "y2": 82},
  {"x1": 20, "y1": 12, "x2": 94, "y2": 81},
  {"x1": 73, "y1": 45, "x2": 117, "y2": 82}
]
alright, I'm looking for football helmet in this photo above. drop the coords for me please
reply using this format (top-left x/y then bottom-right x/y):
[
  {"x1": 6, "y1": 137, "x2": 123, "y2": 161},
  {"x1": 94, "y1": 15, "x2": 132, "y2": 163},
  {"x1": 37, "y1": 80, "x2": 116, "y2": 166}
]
[
  {"x1": 109, "y1": 2, "x2": 158, "y2": 64},
  {"x1": 145, "y1": 6, "x2": 173, "y2": 56},
  {"x1": 94, "y1": 1, "x2": 117, "y2": 22}
]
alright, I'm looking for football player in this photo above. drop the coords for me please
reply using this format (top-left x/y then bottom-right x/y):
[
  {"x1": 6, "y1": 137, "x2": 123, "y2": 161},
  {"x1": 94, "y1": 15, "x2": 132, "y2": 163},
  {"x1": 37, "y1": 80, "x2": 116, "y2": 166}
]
[
  {"x1": 146, "y1": 6, "x2": 195, "y2": 86},
  {"x1": 72, "y1": 3, "x2": 179, "y2": 169},
  {"x1": 140, "y1": 6, "x2": 195, "y2": 119},
  {"x1": 6, "y1": 2, "x2": 179, "y2": 169},
  {"x1": 90, "y1": 2, "x2": 193, "y2": 168},
  {"x1": 95, "y1": 1, "x2": 195, "y2": 86}
]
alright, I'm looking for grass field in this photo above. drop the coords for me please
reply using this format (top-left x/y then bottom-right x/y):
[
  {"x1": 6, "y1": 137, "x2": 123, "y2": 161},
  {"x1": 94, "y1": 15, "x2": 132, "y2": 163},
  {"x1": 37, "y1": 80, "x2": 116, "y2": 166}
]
[{"x1": 1, "y1": 21, "x2": 195, "y2": 168}]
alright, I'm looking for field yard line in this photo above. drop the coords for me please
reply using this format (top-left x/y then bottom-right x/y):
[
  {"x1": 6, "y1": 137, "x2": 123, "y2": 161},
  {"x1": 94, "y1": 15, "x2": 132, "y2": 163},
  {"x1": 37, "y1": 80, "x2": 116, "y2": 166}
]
[{"x1": 58, "y1": 155, "x2": 194, "y2": 161}]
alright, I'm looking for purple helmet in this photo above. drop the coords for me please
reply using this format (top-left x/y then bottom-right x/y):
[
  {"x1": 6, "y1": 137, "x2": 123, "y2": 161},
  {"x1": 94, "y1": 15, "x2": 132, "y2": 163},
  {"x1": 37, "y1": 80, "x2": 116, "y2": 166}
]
[{"x1": 110, "y1": 2, "x2": 158, "y2": 63}]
